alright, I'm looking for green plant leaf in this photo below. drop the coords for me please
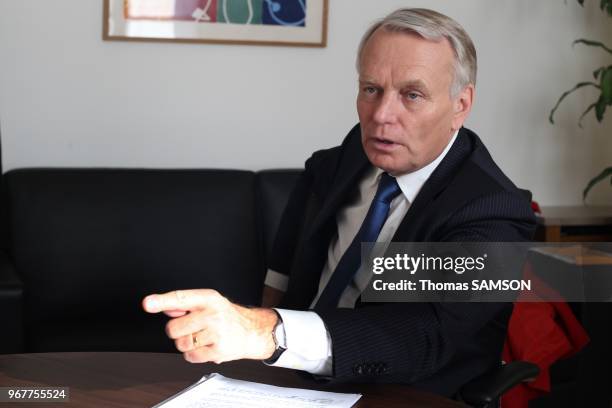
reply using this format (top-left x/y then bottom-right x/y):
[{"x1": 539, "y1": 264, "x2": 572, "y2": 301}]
[
  {"x1": 573, "y1": 39, "x2": 612, "y2": 54},
  {"x1": 549, "y1": 82, "x2": 601, "y2": 124},
  {"x1": 595, "y1": 95, "x2": 607, "y2": 121},
  {"x1": 583, "y1": 166, "x2": 612, "y2": 200}
]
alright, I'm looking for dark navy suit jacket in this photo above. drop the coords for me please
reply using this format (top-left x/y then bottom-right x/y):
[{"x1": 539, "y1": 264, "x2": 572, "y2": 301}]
[{"x1": 269, "y1": 125, "x2": 536, "y2": 397}]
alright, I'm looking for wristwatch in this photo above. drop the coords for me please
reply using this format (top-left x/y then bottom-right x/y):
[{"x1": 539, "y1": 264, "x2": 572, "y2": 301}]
[{"x1": 264, "y1": 312, "x2": 287, "y2": 364}]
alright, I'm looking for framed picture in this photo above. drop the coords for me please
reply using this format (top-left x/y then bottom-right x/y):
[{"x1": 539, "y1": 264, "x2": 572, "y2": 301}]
[{"x1": 103, "y1": 0, "x2": 328, "y2": 47}]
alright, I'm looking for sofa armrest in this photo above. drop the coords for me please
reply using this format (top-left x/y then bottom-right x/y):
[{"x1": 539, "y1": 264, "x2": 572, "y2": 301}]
[{"x1": 0, "y1": 249, "x2": 24, "y2": 353}]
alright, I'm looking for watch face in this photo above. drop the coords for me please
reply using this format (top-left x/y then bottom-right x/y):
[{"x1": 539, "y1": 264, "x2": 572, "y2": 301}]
[{"x1": 274, "y1": 321, "x2": 287, "y2": 349}]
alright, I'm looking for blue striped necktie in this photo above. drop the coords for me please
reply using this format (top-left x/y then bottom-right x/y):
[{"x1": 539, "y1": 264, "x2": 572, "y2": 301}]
[{"x1": 314, "y1": 173, "x2": 401, "y2": 311}]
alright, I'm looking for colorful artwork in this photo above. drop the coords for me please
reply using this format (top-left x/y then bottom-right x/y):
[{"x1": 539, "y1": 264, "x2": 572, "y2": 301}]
[
  {"x1": 105, "y1": 0, "x2": 326, "y2": 46},
  {"x1": 124, "y1": 0, "x2": 308, "y2": 27}
]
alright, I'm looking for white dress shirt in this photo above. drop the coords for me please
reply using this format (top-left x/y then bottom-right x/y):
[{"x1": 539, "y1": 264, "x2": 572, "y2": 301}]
[{"x1": 264, "y1": 130, "x2": 459, "y2": 375}]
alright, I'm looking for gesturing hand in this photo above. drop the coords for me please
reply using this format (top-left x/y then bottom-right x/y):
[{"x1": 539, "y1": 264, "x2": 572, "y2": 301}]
[{"x1": 142, "y1": 289, "x2": 278, "y2": 364}]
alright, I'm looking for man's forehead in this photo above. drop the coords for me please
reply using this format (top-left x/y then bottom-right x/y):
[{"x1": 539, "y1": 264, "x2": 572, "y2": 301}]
[
  {"x1": 359, "y1": 59, "x2": 451, "y2": 88},
  {"x1": 359, "y1": 30, "x2": 455, "y2": 84}
]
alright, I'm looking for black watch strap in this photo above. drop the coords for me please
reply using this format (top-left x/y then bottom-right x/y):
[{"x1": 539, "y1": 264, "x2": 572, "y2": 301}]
[{"x1": 264, "y1": 312, "x2": 286, "y2": 364}]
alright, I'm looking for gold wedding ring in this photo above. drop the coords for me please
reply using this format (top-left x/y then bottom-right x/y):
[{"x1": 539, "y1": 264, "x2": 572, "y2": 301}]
[
  {"x1": 192, "y1": 329, "x2": 207, "y2": 349},
  {"x1": 192, "y1": 332, "x2": 199, "y2": 347}
]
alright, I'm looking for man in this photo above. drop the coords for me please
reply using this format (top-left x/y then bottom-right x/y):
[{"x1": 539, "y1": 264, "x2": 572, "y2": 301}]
[{"x1": 143, "y1": 8, "x2": 535, "y2": 397}]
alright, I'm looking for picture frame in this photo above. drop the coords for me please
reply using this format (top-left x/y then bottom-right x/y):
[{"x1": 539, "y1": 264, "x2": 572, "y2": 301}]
[{"x1": 103, "y1": 0, "x2": 328, "y2": 47}]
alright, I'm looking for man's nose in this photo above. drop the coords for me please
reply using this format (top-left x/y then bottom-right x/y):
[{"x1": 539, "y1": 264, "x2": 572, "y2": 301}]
[{"x1": 372, "y1": 93, "x2": 399, "y2": 125}]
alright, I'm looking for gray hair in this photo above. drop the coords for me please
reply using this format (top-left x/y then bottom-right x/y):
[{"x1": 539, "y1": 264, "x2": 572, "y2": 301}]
[{"x1": 357, "y1": 8, "x2": 477, "y2": 97}]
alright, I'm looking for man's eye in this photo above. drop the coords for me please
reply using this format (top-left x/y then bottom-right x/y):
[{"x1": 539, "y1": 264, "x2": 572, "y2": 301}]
[
  {"x1": 363, "y1": 86, "x2": 377, "y2": 95},
  {"x1": 405, "y1": 92, "x2": 420, "y2": 100}
]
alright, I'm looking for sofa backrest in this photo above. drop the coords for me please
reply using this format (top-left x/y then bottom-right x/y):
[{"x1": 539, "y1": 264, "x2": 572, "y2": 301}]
[
  {"x1": 4, "y1": 168, "x2": 300, "y2": 352},
  {"x1": 256, "y1": 170, "x2": 302, "y2": 266}
]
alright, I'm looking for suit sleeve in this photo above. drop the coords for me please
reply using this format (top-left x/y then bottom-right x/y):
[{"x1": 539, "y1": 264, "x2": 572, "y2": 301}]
[{"x1": 317, "y1": 191, "x2": 536, "y2": 382}]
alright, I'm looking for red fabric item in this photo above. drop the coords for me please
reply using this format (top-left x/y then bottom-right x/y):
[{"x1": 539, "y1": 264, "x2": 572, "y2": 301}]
[
  {"x1": 530, "y1": 201, "x2": 541, "y2": 214},
  {"x1": 501, "y1": 300, "x2": 590, "y2": 408}
]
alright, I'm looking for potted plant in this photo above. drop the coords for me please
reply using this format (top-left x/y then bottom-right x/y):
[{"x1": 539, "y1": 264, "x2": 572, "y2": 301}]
[{"x1": 549, "y1": 0, "x2": 611, "y2": 200}]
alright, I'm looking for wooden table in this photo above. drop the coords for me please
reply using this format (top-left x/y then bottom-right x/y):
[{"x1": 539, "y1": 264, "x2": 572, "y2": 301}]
[
  {"x1": 535, "y1": 206, "x2": 612, "y2": 242},
  {"x1": 0, "y1": 352, "x2": 467, "y2": 407}
]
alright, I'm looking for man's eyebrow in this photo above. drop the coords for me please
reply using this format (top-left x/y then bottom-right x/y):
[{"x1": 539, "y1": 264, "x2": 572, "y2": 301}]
[
  {"x1": 358, "y1": 77, "x2": 379, "y2": 85},
  {"x1": 398, "y1": 79, "x2": 429, "y2": 92},
  {"x1": 358, "y1": 78, "x2": 430, "y2": 92}
]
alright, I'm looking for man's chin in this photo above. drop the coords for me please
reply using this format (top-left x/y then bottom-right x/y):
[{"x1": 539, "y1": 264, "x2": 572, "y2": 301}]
[
  {"x1": 368, "y1": 158, "x2": 402, "y2": 176},
  {"x1": 368, "y1": 156, "x2": 416, "y2": 176}
]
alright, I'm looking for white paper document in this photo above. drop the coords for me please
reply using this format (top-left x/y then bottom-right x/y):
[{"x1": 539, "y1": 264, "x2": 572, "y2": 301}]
[{"x1": 153, "y1": 373, "x2": 362, "y2": 408}]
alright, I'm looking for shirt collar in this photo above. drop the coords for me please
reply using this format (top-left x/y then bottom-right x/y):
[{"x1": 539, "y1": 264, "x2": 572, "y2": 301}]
[{"x1": 372, "y1": 129, "x2": 459, "y2": 203}]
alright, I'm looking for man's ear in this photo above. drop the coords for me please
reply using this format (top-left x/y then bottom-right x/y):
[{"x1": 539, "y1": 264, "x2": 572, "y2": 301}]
[{"x1": 451, "y1": 84, "x2": 474, "y2": 131}]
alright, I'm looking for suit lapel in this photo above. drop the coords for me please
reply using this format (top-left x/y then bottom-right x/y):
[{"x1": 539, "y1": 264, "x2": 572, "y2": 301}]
[{"x1": 393, "y1": 128, "x2": 473, "y2": 241}]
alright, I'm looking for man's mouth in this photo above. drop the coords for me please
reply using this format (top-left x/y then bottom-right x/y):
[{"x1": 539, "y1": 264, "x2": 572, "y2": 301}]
[{"x1": 370, "y1": 137, "x2": 399, "y2": 150}]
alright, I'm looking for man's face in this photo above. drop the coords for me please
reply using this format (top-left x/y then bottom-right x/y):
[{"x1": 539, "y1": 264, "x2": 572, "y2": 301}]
[{"x1": 357, "y1": 29, "x2": 473, "y2": 176}]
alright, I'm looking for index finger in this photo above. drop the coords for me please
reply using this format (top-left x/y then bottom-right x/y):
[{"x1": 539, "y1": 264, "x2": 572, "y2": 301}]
[{"x1": 143, "y1": 289, "x2": 220, "y2": 313}]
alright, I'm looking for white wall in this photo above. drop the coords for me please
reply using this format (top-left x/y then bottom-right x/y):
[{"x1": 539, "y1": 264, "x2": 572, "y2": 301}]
[{"x1": 0, "y1": 0, "x2": 611, "y2": 205}]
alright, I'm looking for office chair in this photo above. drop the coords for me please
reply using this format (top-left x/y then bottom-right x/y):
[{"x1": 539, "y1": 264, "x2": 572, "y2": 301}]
[{"x1": 458, "y1": 360, "x2": 540, "y2": 408}]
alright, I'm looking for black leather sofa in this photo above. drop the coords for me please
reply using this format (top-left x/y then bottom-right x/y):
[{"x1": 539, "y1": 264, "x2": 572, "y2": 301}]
[{"x1": 0, "y1": 168, "x2": 300, "y2": 354}]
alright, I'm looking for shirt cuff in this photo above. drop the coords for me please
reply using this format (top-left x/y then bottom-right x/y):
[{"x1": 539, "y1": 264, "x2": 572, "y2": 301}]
[
  {"x1": 263, "y1": 308, "x2": 332, "y2": 376},
  {"x1": 264, "y1": 269, "x2": 289, "y2": 292}
]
